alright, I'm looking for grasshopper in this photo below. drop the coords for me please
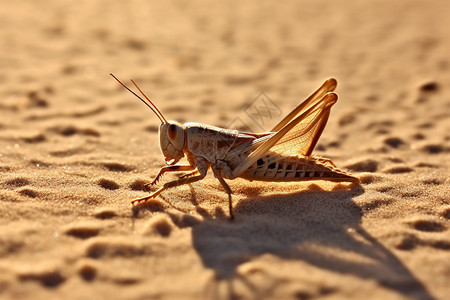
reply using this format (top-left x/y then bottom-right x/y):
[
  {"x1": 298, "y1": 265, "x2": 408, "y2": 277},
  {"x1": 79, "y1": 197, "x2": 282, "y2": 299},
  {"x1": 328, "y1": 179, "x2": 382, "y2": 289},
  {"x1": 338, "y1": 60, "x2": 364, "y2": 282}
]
[{"x1": 111, "y1": 74, "x2": 358, "y2": 219}]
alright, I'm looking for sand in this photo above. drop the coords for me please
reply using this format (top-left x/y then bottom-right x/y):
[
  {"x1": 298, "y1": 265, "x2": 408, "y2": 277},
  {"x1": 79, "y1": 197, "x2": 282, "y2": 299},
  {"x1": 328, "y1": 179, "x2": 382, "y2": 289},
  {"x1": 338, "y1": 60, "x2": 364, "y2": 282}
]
[{"x1": 0, "y1": 0, "x2": 449, "y2": 299}]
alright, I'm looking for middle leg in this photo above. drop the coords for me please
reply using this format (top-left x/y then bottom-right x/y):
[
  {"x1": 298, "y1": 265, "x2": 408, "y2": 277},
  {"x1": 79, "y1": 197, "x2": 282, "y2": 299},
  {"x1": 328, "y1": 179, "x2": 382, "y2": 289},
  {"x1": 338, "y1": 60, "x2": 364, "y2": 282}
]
[{"x1": 212, "y1": 164, "x2": 234, "y2": 219}]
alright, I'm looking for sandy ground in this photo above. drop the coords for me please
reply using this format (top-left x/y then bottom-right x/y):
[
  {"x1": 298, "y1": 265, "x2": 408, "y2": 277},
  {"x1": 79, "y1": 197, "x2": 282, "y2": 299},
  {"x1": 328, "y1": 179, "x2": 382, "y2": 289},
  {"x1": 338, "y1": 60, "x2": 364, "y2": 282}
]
[{"x1": 0, "y1": 0, "x2": 449, "y2": 299}]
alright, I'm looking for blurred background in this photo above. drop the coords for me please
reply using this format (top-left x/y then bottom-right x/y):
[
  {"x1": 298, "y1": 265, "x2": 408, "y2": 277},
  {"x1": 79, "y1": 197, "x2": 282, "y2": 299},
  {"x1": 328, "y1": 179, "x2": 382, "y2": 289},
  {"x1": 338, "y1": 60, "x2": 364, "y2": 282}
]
[
  {"x1": 2, "y1": 0, "x2": 448, "y2": 156},
  {"x1": 1, "y1": 0, "x2": 447, "y2": 122}
]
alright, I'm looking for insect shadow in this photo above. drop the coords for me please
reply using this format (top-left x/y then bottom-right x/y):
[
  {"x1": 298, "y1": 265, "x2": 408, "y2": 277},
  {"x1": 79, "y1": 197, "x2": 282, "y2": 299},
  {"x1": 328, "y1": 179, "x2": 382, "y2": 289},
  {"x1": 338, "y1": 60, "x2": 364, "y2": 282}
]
[{"x1": 186, "y1": 185, "x2": 435, "y2": 300}]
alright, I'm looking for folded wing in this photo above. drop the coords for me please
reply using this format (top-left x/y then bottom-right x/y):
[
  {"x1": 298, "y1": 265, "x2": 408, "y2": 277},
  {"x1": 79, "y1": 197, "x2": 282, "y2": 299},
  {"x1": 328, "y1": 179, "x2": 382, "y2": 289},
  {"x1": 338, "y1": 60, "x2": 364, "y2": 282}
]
[
  {"x1": 270, "y1": 78, "x2": 337, "y2": 132},
  {"x1": 231, "y1": 91, "x2": 338, "y2": 178}
]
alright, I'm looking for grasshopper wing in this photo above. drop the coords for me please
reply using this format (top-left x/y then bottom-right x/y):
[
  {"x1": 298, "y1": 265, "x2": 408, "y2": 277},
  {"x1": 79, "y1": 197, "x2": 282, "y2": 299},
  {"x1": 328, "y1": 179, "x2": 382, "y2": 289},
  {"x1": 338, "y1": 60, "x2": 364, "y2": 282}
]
[
  {"x1": 231, "y1": 92, "x2": 338, "y2": 178},
  {"x1": 271, "y1": 78, "x2": 337, "y2": 132}
]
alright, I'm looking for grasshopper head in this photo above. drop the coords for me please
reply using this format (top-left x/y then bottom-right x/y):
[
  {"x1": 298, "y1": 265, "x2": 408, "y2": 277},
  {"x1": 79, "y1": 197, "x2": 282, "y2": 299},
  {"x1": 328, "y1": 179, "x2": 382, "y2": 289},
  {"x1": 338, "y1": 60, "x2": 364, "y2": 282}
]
[{"x1": 159, "y1": 121, "x2": 185, "y2": 165}]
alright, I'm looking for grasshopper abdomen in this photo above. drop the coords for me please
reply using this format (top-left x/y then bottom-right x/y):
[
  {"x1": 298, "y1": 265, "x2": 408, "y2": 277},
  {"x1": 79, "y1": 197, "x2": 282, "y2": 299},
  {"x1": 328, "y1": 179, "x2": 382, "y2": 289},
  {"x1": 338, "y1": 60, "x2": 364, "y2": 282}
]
[{"x1": 240, "y1": 155, "x2": 357, "y2": 182}]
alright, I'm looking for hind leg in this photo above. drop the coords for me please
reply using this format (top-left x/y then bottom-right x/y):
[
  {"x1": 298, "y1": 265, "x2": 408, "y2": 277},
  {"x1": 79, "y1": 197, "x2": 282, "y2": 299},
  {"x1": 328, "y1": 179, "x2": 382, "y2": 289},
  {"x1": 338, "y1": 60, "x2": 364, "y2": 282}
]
[{"x1": 212, "y1": 163, "x2": 234, "y2": 220}]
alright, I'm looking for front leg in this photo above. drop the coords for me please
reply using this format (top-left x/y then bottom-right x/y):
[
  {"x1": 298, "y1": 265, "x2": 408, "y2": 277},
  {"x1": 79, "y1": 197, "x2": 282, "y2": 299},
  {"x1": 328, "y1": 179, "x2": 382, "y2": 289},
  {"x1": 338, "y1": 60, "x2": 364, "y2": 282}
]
[
  {"x1": 132, "y1": 157, "x2": 208, "y2": 205},
  {"x1": 147, "y1": 165, "x2": 196, "y2": 186}
]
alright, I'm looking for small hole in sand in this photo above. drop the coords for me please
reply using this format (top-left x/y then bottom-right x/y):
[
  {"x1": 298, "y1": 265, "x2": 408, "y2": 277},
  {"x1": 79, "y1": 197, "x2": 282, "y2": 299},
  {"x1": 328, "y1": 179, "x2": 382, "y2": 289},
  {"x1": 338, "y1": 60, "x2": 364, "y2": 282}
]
[
  {"x1": 360, "y1": 198, "x2": 393, "y2": 211},
  {"x1": 410, "y1": 219, "x2": 446, "y2": 232},
  {"x1": 358, "y1": 173, "x2": 382, "y2": 184},
  {"x1": 382, "y1": 165, "x2": 413, "y2": 174},
  {"x1": 143, "y1": 215, "x2": 174, "y2": 237},
  {"x1": 419, "y1": 81, "x2": 439, "y2": 92},
  {"x1": 97, "y1": 178, "x2": 120, "y2": 190},
  {"x1": 78, "y1": 261, "x2": 97, "y2": 281},
  {"x1": 18, "y1": 188, "x2": 39, "y2": 198},
  {"x1": 412, "y1": 132, "x2": 426, "y2": 140},
  {"x1": 167, "y1": 212, "x2": 202, "y2": 228},
  {"x1": 420, "y1": 144, "x2": 445, "y2": 154},
  {"x1": 64, "y1": 223, "x2": 101, "y2": 239},
  {"x1": 413, "y1": 162, "x2": 438, "y2": 168},
  {"x1": 338, "y1": 114, "x2": 356, "y2": 126},
  {"x1": 129, "y1": 179, "x2": 149, "y2": 191},
  {"x1": 22, "y1": 133, "x2": 46, "y2": 143},
  {"x1": 421, "y1": 178, "x2": 443, "y2": 185},
  {"x1": 18, "y1": 268, "x2": 65, "y2": 288},
  {"x1": 93, "y1": 208, "x2": 118, "y2": 219},
  {"x1": 345, "y1": 159, "x2": 378, "y2": 173},
  {"x1": 5, "y1": 177, "x2": 30, "y2": 187},
  {"x1": 84, "y1": 238, "x2": 144, "y2": 258},
  {"x1": 383, "y1": 137, "x2": 405, "y2": 148},
  {"x1": 132, "y1": 199, "x2": 167, "y2": 215},
  {"x1": 145, "y1": 125, "x2": 159, "y2": 132},
  {"x1": 440, "y1": 207, "x2": 450, "y2": 220},
  {"x1": 395, "y1": 234, "x2": 418, "y2": 250},
  {"x1": 123, "y1": 38, "x2": 146, "y2": 51},
  {"x1": 27, "y1": 90, "x2": 49, "y2": 108},
  {"x1": 103, "y1": 162, "x2": 134, "y2": 172}
]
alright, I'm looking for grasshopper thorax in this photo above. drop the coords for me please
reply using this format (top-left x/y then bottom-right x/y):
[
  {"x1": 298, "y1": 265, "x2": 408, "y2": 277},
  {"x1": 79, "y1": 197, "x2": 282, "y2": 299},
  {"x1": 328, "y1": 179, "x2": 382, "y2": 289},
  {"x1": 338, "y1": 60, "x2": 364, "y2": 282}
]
[{"x1": 159, "y1": 121, "x2": 186, "y2": 165}]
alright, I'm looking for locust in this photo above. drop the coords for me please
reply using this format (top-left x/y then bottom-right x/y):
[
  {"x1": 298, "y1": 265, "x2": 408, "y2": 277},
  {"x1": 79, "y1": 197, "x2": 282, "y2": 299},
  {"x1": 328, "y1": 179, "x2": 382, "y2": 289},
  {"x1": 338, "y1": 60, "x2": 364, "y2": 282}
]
[{"x1": 111, "y1": 74, "x2": 358, "y2": 219}]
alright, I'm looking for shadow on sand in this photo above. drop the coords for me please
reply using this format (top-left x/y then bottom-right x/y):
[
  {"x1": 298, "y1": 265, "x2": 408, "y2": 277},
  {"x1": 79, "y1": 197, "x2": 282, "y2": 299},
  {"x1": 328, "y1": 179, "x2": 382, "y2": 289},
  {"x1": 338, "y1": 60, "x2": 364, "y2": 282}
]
[{"x1": 184, "y1": 184, "x2": 435, "y2": 300}]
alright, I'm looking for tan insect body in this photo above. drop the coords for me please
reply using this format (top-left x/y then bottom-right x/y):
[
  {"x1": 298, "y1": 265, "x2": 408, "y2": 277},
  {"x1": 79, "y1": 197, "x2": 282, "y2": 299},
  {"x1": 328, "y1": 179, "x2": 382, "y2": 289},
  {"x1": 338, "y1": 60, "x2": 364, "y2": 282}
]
[{"x1": 110, "y1": 74, "x2": 358, "y2": 219}]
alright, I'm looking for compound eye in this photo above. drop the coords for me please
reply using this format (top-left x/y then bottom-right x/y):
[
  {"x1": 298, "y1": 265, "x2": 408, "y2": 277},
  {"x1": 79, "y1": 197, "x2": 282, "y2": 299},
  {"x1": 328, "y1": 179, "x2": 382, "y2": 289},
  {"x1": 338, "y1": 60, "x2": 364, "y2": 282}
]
[{"x1": 168, "y1": 124, "x2": 177, "y2": 140}]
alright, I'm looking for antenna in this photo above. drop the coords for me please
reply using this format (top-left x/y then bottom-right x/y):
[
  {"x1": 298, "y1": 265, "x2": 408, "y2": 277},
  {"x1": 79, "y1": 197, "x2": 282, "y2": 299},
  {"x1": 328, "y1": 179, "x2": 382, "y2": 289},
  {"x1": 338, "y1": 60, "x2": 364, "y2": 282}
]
[
  {"x1": 130, "y1": 79, "x2": 167, "y2": 124},
  {"x1": 110, "y1": 73, "x2": 167, "y2": 124}
]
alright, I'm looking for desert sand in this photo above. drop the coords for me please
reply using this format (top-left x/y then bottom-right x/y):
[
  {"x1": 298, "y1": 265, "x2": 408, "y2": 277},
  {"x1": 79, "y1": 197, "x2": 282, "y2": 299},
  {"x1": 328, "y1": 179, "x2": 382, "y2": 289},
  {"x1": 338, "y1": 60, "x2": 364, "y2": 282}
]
[{"x1": 0, "y1": 0, "x2": 449, "y2": 299}]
